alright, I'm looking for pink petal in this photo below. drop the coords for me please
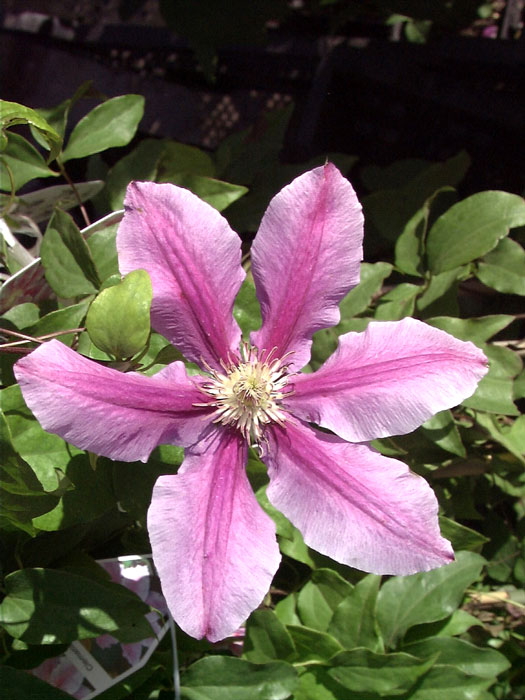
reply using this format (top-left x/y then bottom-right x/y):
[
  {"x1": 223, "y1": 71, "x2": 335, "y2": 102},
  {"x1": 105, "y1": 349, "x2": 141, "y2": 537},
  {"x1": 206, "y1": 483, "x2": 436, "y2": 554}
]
[
  {"x1": 122, "y1": 641, "x2": 144, "y2": 666},
  {"x1": 266, "y1": 420, "x2": 453, "y2": 575},
  {"x1": 118, "y1": 181, "x2": 245, "y2": 370},
  {"x1": 251, "y1": 164, "x2": 363, "y2": 370},
  {"x1": 96, "y1": 633, "x2": 118, "y2": 650},
  {"x1": 148, "y1": 429, "x2": 280, "y2": 642},
  {"x1": 14, "y1": 340, "x2": 211, "y2": 462},
  {"x1": 286, "y1": 318, "x2": 488, "y2": 442}
]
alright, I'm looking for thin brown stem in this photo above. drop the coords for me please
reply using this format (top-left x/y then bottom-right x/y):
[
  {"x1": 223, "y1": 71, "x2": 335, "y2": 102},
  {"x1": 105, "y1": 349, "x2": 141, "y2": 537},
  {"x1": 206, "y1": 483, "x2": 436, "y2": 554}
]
[
  {"x1": 0, "y1": 327, "x2": 86, "y2": 352},
  {"x1": 57, "y1": 159, "x2": 91, "y2": 227}
]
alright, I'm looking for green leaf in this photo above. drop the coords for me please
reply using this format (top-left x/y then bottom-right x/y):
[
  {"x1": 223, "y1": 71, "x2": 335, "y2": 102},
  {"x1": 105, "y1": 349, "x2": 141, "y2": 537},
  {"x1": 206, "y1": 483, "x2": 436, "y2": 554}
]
[
  {"x1": 180, "y1": 656, "x2": 297, "y2": 700},
  {"x1": 463, "y1": 345, "x2": 519, "y2": 416},
  {"x1": 23, "y1": 301, "x2": 90, "y2": 347},
  {"x1": 256, "y1": 486, "x2": 294, "y2": 540},
  {"x1": 376, "y1": 551, "x2": 485, "y2": 648},
  {"x1": 41, "y1": 208, "x2": 101, "y2": 297},
  {"x1": 506, "y1": 414, "x2": 525, "y2": 456},
  {"x1": 86, "y1": 222, "x2": 120, "y2": 282},
  {"x1": 1, "y1": 666, "x2": 73, "y2": 700},
  {"x1": 294, "y1": 667, "x2": 344, "y2": 700},
  {"x1": 476, "y1": 236, "x2": 525, "y2": 296},
  {"x1": 426, "y1": 191, "x2": 525, "y2": 274},
  {"x1": 0, "y1": 412, "x2": 59, "y2": 534},
  {"x1": 0, "y1": 99, "x2": 62, "y2": 160},
  {"x1": 514, "y1": 366, "x2": 525, "y2": 400},
  {"x1": 363, "y1": 151, "x2": 469, "y2": 241},
  {"x1": 139, "y1": 332, "x2": 185, "y2": 375},
  {"x1": 374, "y1": 283, "x2": 419, "y2": 320},
  {"x1": 474, "y1": 412, "x2": 525, "y2": 465},
  {"x1": 404, "y1": 609, "x2": 483, "y2": 643},
  {"x1": 485, "y1": 341, "x2": 522, "y2": 377},
  {"x1": 0, "y1": 133, "x2": 58, "y2": 191},
  {"x1": 339, "y1": 262, "x2": 393, "y2": 320},
  {"x1": 158, "y1": 140, "x2": 215, "y2": 178},
  {"x1": 405, "y1": 18, "x2": 432, "y2": 42},
  {"x1": 297, "y1": 569, "x2": 353, "y2": 632},
  {"x1": 416, "y1": 268, "x2": 464, "y2": 318},
  {"x1": 393, "y1": 664, "x2": 493, "y2": 700},
  {"x1": 105, "y1": 138, "x2": 166, "y2": 210},
  {"x1": 286, "y1": 626, "x2": 343, "y2": 662},
  {"x1": 394, "y1": 204, "x2": 427, "y2": 276},
  {"x1": 274, "y1": 593, "x2": 300, "y2": 626},
  {"x1": 327, "y1": 649, "x2": 436, "y2": 695},
  {"x1": 0, "y1": 568, "x2": 151, "y2": 644},
  {"x1": 233, "y1": 277, "x2": 262, "y2": 338},
  {"x1": 31, "y1": 454, "x2": 116, "y2": 531},
  {"x1": 2, "y1": 386, "x2": 116, "y2": 531},
  {"x1": 61, "y1": 95, "x2": 145, "y2": 162},
  {"x1": 1, "y1": 302, "x2": 40, "y2": 328},
  {"x1": 243, "y1": 609, "x2": 296, "y2": 663},
  {"x1": 438, "y1": 517, "x2": 489, "y2": 553},
  {"x1": 86, "y1": 269, "x2": 152, "y2": 359},
  {"x1": 403, "y1": 637, "x2": 510, "y2": 679},
  {"x1": 395, "y1": 186, "x2": 456, "y2": 277},
  {"x1": 310, "y1": 327, "x2": 339, "y2": 369},
  {"x1": 426, "y1": 314, "x2": 514, "y2": 344},
  {"x1": 1, "y1": 384, "x2": 82, "y2": 491},
  {"x1": 328, "y1": 575, "x2": 383, "y2": 652},
  {"x1": 420, "y1": 410, "x2": 465, "y2": 457},
  {"x1": 160, "y1": 173, "x2": 248, "y2": 212},
  {"x1": 278, "y1": 525, "x2": 317, "y2": 568}
]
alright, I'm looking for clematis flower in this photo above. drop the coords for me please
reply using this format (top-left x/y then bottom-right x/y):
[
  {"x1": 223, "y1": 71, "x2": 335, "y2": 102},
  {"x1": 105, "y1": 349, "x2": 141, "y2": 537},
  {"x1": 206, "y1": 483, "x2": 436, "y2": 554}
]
[{"x1": 15, "y1": 165, "x2": 488, "y2": 642}]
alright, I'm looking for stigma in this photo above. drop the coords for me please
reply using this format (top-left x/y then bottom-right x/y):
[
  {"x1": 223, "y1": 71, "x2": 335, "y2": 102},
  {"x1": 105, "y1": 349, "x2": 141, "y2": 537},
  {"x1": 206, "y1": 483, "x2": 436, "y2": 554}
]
[{"x1": 195, "y1": 344, "x2": 293, "y2": 445}]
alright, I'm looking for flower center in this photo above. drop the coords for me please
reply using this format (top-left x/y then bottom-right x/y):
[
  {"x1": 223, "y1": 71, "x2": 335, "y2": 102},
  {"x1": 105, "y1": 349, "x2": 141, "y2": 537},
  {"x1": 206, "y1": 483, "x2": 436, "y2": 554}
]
[{"x1": 195, "y1": 345, "x2": 293, "y2": 445}]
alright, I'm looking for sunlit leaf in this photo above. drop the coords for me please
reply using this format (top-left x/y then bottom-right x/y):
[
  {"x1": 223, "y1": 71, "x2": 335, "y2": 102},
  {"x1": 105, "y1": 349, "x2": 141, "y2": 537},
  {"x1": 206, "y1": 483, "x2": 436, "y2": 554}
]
[
  {"x1": 243, "y1": 609, "x2": 296, "y2": 663},
  {"x1": 327, "y1": 649, "x2": 436, "y2": 695},
  {"x1": 41, "y1": 209, "x2": 101, "y2": 297},
  {"x1": 297, "y1": 569, "x2": 353, "y2": 632},
  {"x1": 328, "y1": 574, "x2": 383, "y2": 652},
  {"x1": 339, "y1": 262, "x2": 392, "y2": 320},
  {"x1": 438, "y1": 517, "x2": 489, "y2": 553},
  {"x1": 0, "y1": 99, "x2": 62, "y2": 160},
  {"x1": 376, "y1": 551, "x2": 485, "y2": 648},
  {"x1": 421, "y1": 410, "x2": 465, "y2": 457},
  {"x1": 286, "y1": 626, "x2": 343, "y2": 662},
  {"x1": 61, "y1": 95, "x2": 145, "y2": 162},
  {"x1": 403, "y1": 637, "x2": 509, "y2": 678},
  {"x1": 105, "y1": 138, "x2": 166, "y2": 210},
  {"x1": 233, "y1": 278, "x2": 262, "y2": 338},
  {"x1": 0, "y1": 133, "x2": 59, "y2": 191},
  {"x1": 180, "y1": 656, "x2": 298, "y2": 700},
  {"x1": 162, "y1": 173, "x2": 248, "y2": 211},
  {"x1": 476, "y1": 237, "x2": 525, "y2": 296},
  {"x1": 86, "y1": 269, "x2": 152, "y2": 359},
  {"x1": 426, "y1": 191, "x2": 525, "y2": 273}
]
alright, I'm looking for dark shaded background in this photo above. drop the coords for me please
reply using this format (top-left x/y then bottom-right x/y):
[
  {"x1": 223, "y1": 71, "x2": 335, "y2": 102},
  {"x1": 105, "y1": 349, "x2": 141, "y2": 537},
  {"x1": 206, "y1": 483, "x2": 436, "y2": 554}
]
[{"x1": 2, "y1": 0, "x2": 524, "y2": 197}]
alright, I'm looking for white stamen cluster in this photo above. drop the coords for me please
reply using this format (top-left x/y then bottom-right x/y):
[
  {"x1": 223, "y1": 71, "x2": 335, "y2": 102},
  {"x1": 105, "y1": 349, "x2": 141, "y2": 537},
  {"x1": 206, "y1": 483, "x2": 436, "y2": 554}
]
[{"x1": 196, "y1": 344, "x2": 293, "y2": 445}]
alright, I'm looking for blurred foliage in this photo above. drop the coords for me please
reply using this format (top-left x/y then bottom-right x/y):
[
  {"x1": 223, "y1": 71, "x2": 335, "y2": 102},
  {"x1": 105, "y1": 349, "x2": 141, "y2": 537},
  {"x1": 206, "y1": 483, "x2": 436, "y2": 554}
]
[{"x1": 119, "y1": 0, "x2": 500, "y2": 76}]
